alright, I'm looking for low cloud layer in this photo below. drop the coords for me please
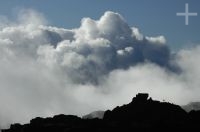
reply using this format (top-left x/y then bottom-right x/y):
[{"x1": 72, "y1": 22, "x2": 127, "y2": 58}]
[{"x1": 0, "y1": 9, "x2": 200, "y2": 128}]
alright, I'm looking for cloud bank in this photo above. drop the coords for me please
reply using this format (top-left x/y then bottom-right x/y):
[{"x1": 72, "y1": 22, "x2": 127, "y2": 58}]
[{"x1": 0, "y1": 9, "x2": 200, "y2": 128}]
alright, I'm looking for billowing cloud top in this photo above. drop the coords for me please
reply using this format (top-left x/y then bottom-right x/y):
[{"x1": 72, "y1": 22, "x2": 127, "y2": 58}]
[
  {"x1": 0, "y1": 10, "x2": 170, "y2": 84},
  {"x1": 0, "y1": 9, "x2": 200, "y2": 129}
]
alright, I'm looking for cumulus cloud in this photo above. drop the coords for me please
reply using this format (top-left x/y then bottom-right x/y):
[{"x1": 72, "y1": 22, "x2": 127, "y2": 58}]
[
  {"x1": 146, "y1": 35, "x2": 166, "y2": 45},
  {"x1": 0, "y1": 9, "x2": 200, "y2": 129}
]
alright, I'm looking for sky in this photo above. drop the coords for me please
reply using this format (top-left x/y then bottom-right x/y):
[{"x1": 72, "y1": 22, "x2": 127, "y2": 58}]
[
  {"x1": 1, "y1": 0, "x2": 200, "y2": 129},
  {"x1": 0, "y1": 0, "x2": 200, "y2": 50}
]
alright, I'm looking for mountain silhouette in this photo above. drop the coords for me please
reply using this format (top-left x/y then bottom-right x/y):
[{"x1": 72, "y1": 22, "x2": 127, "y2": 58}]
[
  {"x1": 82, "y1": 111, "x2": 105, "y2": 119},
  {"x1": 182, "y1": 102, "x2": 200, "y2": 112},
  {"x1": 2, "y1": 93, "x2": 200, "y2": 132},
  {"x1": 104, "y1": 93, "x2": 189, "y2": 127}
]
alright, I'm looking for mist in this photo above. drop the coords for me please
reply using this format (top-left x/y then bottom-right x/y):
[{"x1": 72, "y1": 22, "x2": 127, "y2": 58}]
[{"x1": 0, "y1": 9, "x2": 200, "y2": 128}]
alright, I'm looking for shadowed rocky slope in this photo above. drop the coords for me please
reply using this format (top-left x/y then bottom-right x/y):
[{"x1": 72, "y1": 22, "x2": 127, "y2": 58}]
[
  {"x1": 82, "y1": 111, "x2": 105, "y2": 119},
  {"x1": 182, "y1": 102, "x2": 200, "y2": 112},
  {"x1": 2, "y1": 93, "x2": 200, "y2": 132}
]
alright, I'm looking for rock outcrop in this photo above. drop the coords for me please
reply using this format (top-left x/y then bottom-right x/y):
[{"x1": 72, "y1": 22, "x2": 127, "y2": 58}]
[
  {"x1": 104, "y1": 93, "x2": 189, "y2": 128},
  {"x1": 2, "y1": 93, "x2": 200, "y2": 132}
]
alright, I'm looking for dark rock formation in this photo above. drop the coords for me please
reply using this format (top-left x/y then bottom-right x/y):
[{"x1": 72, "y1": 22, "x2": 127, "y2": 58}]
[
  {"x1": 104, "y1": 93, "x2": 189, "y2": 128},
  {"x1": 2, "y1": 93, "x2": 200, "y2": 132}
]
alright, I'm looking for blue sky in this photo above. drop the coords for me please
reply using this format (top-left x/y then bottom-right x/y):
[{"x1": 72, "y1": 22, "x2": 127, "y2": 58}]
[
  {"x1": 0, "y1": 0, "x2": 200, "y2": 50},
  {"x1": 1, "y1": 1, "x2": 200, "y2": 126}
]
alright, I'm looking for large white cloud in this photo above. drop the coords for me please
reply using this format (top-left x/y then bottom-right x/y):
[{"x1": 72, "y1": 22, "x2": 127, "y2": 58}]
[
  {"x1": 0, "y1": 9, "x2": 200, "y2": 129},
  {"x1": 37, "y1": 11, "x2": 171, "y2": 84}
]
